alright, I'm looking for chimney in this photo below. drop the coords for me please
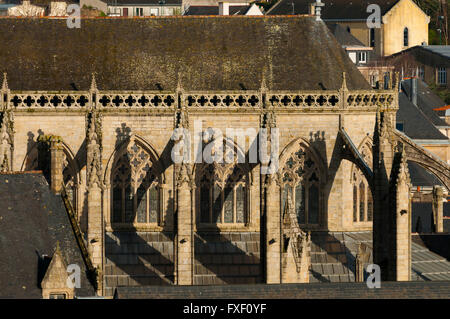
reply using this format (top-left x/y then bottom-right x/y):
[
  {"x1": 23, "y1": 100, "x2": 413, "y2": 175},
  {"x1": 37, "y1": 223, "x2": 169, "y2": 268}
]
[
  {"x1": 311, "y1": 0, "x2": 325, "y2": 21},
  {"x1": 411, "y1": 77, "x2": 417, "y2": 106},
  {"x1": 219, "y1": 2, "x2": 229, "y2": 15}
]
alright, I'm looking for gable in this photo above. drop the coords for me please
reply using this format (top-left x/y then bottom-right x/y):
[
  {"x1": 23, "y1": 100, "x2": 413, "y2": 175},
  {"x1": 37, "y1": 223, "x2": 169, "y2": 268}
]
[
  {"x1": 41, "y1": 244, "x2": 69, "y2": 290},
  {"x1": 382, "y1": 0, "x2": 429, "y2": 24}
]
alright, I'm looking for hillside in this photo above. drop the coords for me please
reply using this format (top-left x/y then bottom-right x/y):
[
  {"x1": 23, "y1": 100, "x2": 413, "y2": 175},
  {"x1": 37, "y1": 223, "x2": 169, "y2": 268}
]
[{"x1": 414, "y1": 0, "x2": 448, "y2": 44}]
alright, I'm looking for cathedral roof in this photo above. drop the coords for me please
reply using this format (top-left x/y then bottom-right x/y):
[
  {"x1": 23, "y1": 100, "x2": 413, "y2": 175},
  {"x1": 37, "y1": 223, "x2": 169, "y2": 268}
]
[{"x1": 0, "y1": 16, "x2": 371, "y2": 91}]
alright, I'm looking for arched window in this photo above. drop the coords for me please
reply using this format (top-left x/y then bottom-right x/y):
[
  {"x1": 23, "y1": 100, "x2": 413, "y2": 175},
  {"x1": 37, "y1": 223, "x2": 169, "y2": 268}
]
[
  {"x1": 367, "y1": 189, "x2": 373, "y2": 221},
  {"x1": 352, "y1": 170, "x2": 373, "y2": 223},
  {"x1": 111, "y1": 141, "x2": 161, "y2": 224},
  {"x1": 281, "y1": 145, "x2": 321, "y2": 226},
  {"x1": 359, "y1": 181, "x2": 365, "y2": 221},
  {"x1": 352, "y1": 142, "x2": 373, "y2": 223},
  {"x1": 197, "y1": 163, "x2": 249, "y2": 225},
  {"x1": 196, "y1": 139, "x2": 249, "y2": 225},
  {"x1": 403, "y1": 27, "x2": 409, "y2": 47}
]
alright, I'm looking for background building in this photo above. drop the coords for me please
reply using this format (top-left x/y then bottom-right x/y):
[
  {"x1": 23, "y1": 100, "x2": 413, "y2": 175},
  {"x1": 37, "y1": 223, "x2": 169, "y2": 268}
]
[{"x1": 267, "y1": 0, "x2": 430, "y2": 57}]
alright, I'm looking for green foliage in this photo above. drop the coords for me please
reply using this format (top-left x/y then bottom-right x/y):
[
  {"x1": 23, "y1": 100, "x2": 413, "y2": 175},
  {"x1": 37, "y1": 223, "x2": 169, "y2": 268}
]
[
  {"x1": 428, "y1": 83, "x2": 450, "y2": 105},
  {"x1": 99, "y1": 11, "x2": 107, "y2": 17},
  {"x1": 429, "y1": 29, "x2": 440, "y2": 45},
  {"x1": 414, "y1": 0, "x2": 449, "y2": 44}
]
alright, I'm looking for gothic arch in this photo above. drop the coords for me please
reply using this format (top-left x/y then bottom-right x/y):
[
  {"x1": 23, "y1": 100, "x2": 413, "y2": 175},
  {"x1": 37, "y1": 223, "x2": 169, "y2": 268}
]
[
  {"x1": 350, "y1": 137, "x2": 374, "y2": 223},
  {"x1": 194, "y1": 136, "x2": 253, "y2": 226},
  {"x1": 20, "y1": 140, "x2": 80, "y2": 181},
  {"x1": 20, "y1": 140, "x2": 80, "y2": 212},
  {"x1": 279, "y1": 137, "x2": 327, "y2": 181},
  {"x1": 106, "y1": 134, "x2": 165, "y2": 226},
  {"x1": 394, "y1": 131, "x2": 450, "y2": 191},
  {"x1": 349, "y1": 136, "x2": 373, "y2": 182},
  {"x1": 406, "y1": 160, "x2": 449, "y2": 190},
  {"x1": 278, "y1": 137, "x2": 327, "y2": 227},
  {"x1": 192, "y1": 135, "x2": 255, "y2": 185},
  {"x1": 340, "y1": 129, "x2": 374, "y2": 192},
  {"x1": 104, "y1": 134, "x2": 165, "y2": 185}
]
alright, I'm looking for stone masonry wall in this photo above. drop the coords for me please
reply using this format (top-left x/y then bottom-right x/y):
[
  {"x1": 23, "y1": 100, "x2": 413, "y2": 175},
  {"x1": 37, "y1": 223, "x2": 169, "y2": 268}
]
[
  {"x1": 104, "y1": 232, "x2": 175, "y2": 296},
  {"x1": 194, "y1": 232, "x2": 261, "y2": 285}
]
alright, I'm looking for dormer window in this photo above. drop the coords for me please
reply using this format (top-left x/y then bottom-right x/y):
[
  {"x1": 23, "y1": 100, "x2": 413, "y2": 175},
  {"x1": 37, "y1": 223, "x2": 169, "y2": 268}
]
[{"x1": 358, "y1": 52, "x2": 367, "y2": 64}]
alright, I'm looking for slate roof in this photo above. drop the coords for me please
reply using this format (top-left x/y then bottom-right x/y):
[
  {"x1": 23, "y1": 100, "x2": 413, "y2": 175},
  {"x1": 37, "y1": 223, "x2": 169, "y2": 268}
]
[
  {"x1": 445, "y1": 218, "x2": 450, "y2": 232},
  {"x1": 0, "y1": 173, "x2": 95, "y2": 298},
  {"x1": 309, "y1": 231, "x2": 450, "y2": 283},
  {"x1": 422, "y1": 45, "x2": 450, "y2": 60},
  {"x1": 114, "y1": 281, "x2": 450, "y2": 299},
  {"x1": 267, "y1": 0, "x2": 400, "y2": 20},
  {"x1": 408, "y1": 161, "x2": 444, "y2": 187},
  {"x1": 401, "y1": 79, "x2": 449, "y2": 127},
  {"x1": 0, "y1": 17, "x2": 370, "y2": 91},
  {"x1": 396, "y1": 92, "x2": 448, "y2": 140},
  {"x1": 184, "y1": 5, "x2": 250, "y2": 15},
  {"x1": 326, "y1": 23, "x2": 366, "y2": 48}
]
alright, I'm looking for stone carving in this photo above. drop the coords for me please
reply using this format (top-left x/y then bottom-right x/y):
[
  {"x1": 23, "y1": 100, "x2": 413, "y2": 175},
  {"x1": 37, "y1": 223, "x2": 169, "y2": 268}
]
[
  {"x1": 175, "y1": 162, "x2": 194, "y2": 189},
  {"x1": 260, "y1": 111, "x2": 276, "y2": 129},
  {"x1": 0, "y1": 110, "x2": 14, "y2": 172},
  {"x1": 355, "y1": 243, "x2": 370, "y2": 282},
  {"x1": 282, "y1": 192, "x2": 311, "y2": 278},
  {"x1": 4, "y1": 89, "x2": 394, "y2": 111},
  {"x1": 49, "y1": 2, "x2": 68, "y2": 17},
  {"x1": 86, "y1": 111, "x2": 103, "y2": 189},
  {"x1": 8, "y1": 1, "x2": 45, "y2": 17},
  {"x1": 41, "y1": 242, "x2": 74, "y2": 299}
]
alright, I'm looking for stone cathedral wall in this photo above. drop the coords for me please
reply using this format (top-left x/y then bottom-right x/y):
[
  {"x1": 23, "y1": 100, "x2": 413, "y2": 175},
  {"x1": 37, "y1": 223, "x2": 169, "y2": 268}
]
[{"x1": 1, "y1": 85, "x2": 399, "y2": 293}]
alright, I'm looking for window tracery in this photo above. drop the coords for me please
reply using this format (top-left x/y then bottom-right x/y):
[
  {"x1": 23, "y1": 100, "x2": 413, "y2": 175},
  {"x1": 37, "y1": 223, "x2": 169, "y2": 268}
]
[
  {"x1": 281, "y1": 145, "x2": 321, "y2": 226},
  {"x1": 352, "y1": 142, "x2": 373, "y2": 223},
  {"x1": 196, "y1": 140, "x2": 249, "y2": 225},
  {"x1": 111, "y1": 141, "x2": 160, "y2": 224}
]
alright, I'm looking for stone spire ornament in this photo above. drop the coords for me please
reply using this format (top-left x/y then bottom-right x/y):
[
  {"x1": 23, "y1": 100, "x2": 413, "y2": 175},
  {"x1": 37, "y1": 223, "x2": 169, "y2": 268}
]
[
  {"x1": 260, "y1": 71, "x2": 268, "y2": 93},
  {"x1": 86, "y1": 111, "x2": 103, "y2": 188},
  {"x1": 0, "y1": 110, "x2": 14, "y2": 173},
  {"x1": 1, "y1": 73, "x2": 8, "y2": 92},
  {"x1": 176, "y1": 72, "x2": 183, "y2": 93},
  {"x1": 340, "y1": 72, "x2": 348, "y2": 92},
  {"x1": 90, "y1": 73, "x2": 97, "y2": 92}
]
